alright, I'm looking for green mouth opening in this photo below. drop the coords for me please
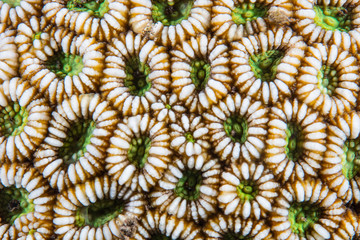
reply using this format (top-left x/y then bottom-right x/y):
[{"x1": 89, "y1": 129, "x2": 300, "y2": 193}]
[
  {"x1": 32, "y1": 32, "x2": 42, "y2": 41},
  {"x1": 317, "y1": 65, "x2": 338, "y2": 95},
  {"x1": 0, "y1": 187, "x2": 34, "y2": 224},
  {"x1": 236, "y1": 180, "x2": 258, "y2": 202},
  {"x1": 285, "y1": 122, "x2": 304, "y2": 162},
  {"x1": 75, "y1": 198, "x2": 124, "y2": 228},
  {"x1": 2, "y1": 0, "x2": 21, "y2": 7},
  {"x1": 124, "y1": 58, "x2": 151, "y2": 96},
  {"x1": 175, "y1": 169, "x2": 202, "y2": 201},
  {"x1": 314, "y1": 5, "x2": 352, "y2": 32},
  {"x1": 341, "y1": 138, "x2": 360, "y2": 180},
  {"x1": 152, "y1": 0, "x2": 194, "y2": 26},
  {"x1": 150, "y1": 233, "x2": 172, "y2": 240},
  {"x1": 59, "y1": 120, "x2": 96, "y2": 164},
  {"x1": 190, "y1": 59, "x2": 211, "y2": 91},
  {"x1": 67, "y1": 0, "x2": 109, "y2": 18},
  {"x1": 232, "y1": 2, "x2": 268, "y2": 25},
  {"x1": 128, "y1": 136, "x2": 151, "y2": 169},
  {"x1": 249, "y1": 50, "x2": 284, "y2": 82},
  {"x1": 46, "y1": 52, "x2": 84, "y2": 79},
  {"x1": 185, "y1": 132, "x2": 195, "y2": 143},
  {"x1": 222, "y1": 231, "x2": 251, "y2": 240},
  {"x1": 288, "y1": 202, "x2": 320, "y2": 237},
  {"x1": 0, "y1": 102, "x2": 28, "y2": 137},
  {"x1": 224, "y1": 115, "x2": 248, "y2": 143}
]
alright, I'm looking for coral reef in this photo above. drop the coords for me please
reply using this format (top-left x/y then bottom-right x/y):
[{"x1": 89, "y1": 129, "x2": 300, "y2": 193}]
[{"x1": 2, "y1": 0, "x2": 360, "y2": 239}]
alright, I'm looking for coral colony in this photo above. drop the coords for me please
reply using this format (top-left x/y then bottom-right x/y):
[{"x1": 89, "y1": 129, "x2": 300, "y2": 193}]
[{"x1": 2, "y1": 0, "x2": 360, "y2": 239}]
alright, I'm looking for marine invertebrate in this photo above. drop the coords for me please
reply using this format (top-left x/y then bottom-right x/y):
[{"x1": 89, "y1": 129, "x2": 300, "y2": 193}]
[
  {"x1": 211, "y1": 0, "x2": 292, "y2": 42},
  {"x1": 6, "y1": 0, "x2": 360, "y2": 237},
  {"x1": 230, "y1": 27, "x2": 306, "y2": 105},
  {"x1": 171, "y1": 34, "x2": 232, "y2": 113},
  {"x1": 321, "y1": 112, "x2": 360, "y2": 204},
  {"x1": 101, "y1": 30, "x2": 171, "y2": 116},
  {"x1": 211, "y1": 0, "x2": 268, "y2": 42},
  {"x1": 53, "y1": 175, "x2": 144, "y2": 239},
  {"x1": 293, "y1": 0, "x2": 360, "y2": 44},
  {"x1": 151, "y1": 93, "x2": 186, "y2": 123},
  {"x1": 204, "y1": 215, "x2": 273, "y2": 239},
  {"x1": 0, "y1": 24, "x2": 18, "y2": 82},
  {"x1": 204, "y1": 92, "x2": 268, "y2": 162},
  {"x1": 105, "y1": 113, "x2": 171, "y2": 192},
  {"x1": 15, "y1": 16, "x2": 51, "y2": 61},
  {"x1": 218, "y1": 161, "x2": 278, "y2": 220},
  {"x1": 21, "y1": 30, "x2": 105, "y2": 104},
  {"x1": 170, "y1": 113, "x2": 210, "y2": 156},
  {"x1": 34, "y1": 94, "x2": 118, "y2": 192},
  {"x1": 265, "y1": 98, "x2": 327, "y2": 183},
  {"x1": 42, "y1": 0, "x2": 129, "y2": 41},
  {"x1": 151, "y1": 153, "x2": 220, "y2": 222},
  {"x1": 0, "y1": 0, "x2": 42, "y2": 28},
  {"x1": 0, "y1": 163, "x2": 54, "y2": 239},
  {"x1": 0, "y1": 77, "x2": 51, "y2": 163},
  {"x1": 295, "y1": 43, "x2": 359, "y2": 119},
  {"x1": 129, "y1": 0, "x2": 212, "y2": 47},
  {"x1": 14, "y1": 212, "x2": 54, "y2": 240},
  {"x1": 271, "y1": 179, "x2": 345, "y2": 240},
  {"x1": 133, "y1": 210, "x2": 203, "y2": 240}
]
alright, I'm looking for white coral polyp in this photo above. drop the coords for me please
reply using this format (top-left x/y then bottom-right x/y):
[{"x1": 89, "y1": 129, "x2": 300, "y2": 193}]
[
  {"x1": 204, "y1": 93, "x2": 268, "y2": 162},
  {"x1": 230, "y1": 28, "x2": 306, "y2": 105},
  {"x1": 101, "y1": 31, "x2": 171, "y2": 116},
  {"x1": 295, "y1": 43, "x2": 359, "y2": 118},
  {"x1": 171, "y1": 34, "x2": 232, "y2": 113},
  {"x1": 130, "y1": 0, "x2": 212, "y2": 47}
]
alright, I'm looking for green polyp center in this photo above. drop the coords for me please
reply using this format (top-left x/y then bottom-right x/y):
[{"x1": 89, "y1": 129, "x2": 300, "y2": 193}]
[
  {"x1": 190, "y1": 59, "x2": 211, "y2": 91},
  {"x1": 124, "y1": 58, "x2": 151, "y2": 96},
  {"x1": 223, "y1": 232, "x2": 251, "y2": 240},
  {"x1": 75, "y1": 198, "x2": 124, "y2": 228},
  {"x1": 317, "y1": 65, "x2": 338, "y2": 95},
  {"x1": 288, "y1": 202, "x2": 320, "y2": 237},
  {"x1": 232, "y1": 2, "x2": 268, "y2": 25},
  {"x1": 314, "y1": 5, "x2": 352, "y2": 32},
  {"x1": 0, "y1": 102, "x2": 28, "y2": 137},
  {"x1": 341, "y1": 138, "x2": 360, "y2": 180},
  {"x1": 249, "y1": 50, "x2": 284, "y2": 82},
  {"x1": 165, "y1": 104, "x2": 171, "y2": 109},
  {"x1": 236, "y1": 180, "x2": 258, "y2": 202},
  {"x1": 66, "y1": 0, "x2": 109, "y2": 18},
  {"x1": 1, "y1": 0, "x2": 20, "y2": 7},
  {"x1": 46, "y1": 52, "x2": 84, "y2": 79},
  {"x1": 152, "y1": 0, "x2": 194, "y2": 26},
  {"x1": 224, "y1": 115, "x2": 248, "y2": 143},
  {"x1": 175, "y1": 169, "x2": 202, "y2": 200},
  {"x1": 32, "y1": 32, "x2": 42, "y2": 41},
  {"x1": 185, "y1": 132, "x2": 195, "y2": 143},
  {"x1": 128, "y1": 136, "x2": 151, "y2": 169},
  {"x1": 0, "y1": 187, "x2": 34, "y2": 224},
  {"x1": 59, "y1": 120, "x2": 96, "y2": 164},
  {"x1": 150, "y1": 233, "x2": 172, "y2": 240},
  {"x1": 285, "y1": 122, "x2": 304, "y2": 162}
]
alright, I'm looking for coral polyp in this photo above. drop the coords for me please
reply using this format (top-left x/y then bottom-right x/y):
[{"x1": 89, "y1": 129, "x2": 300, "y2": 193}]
[
  {"x1": 151, "y1": 153, "x2": 220, "y2": 222},
  {"x1": 151, "y1": 0, "x2": 194, "y2": 26},
  {"x1": 34, "y1": 94, "x2": 118, "y2": 191},
  {"x1": 130, "y1": 0, "x2": 211, "y2": 46}
]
